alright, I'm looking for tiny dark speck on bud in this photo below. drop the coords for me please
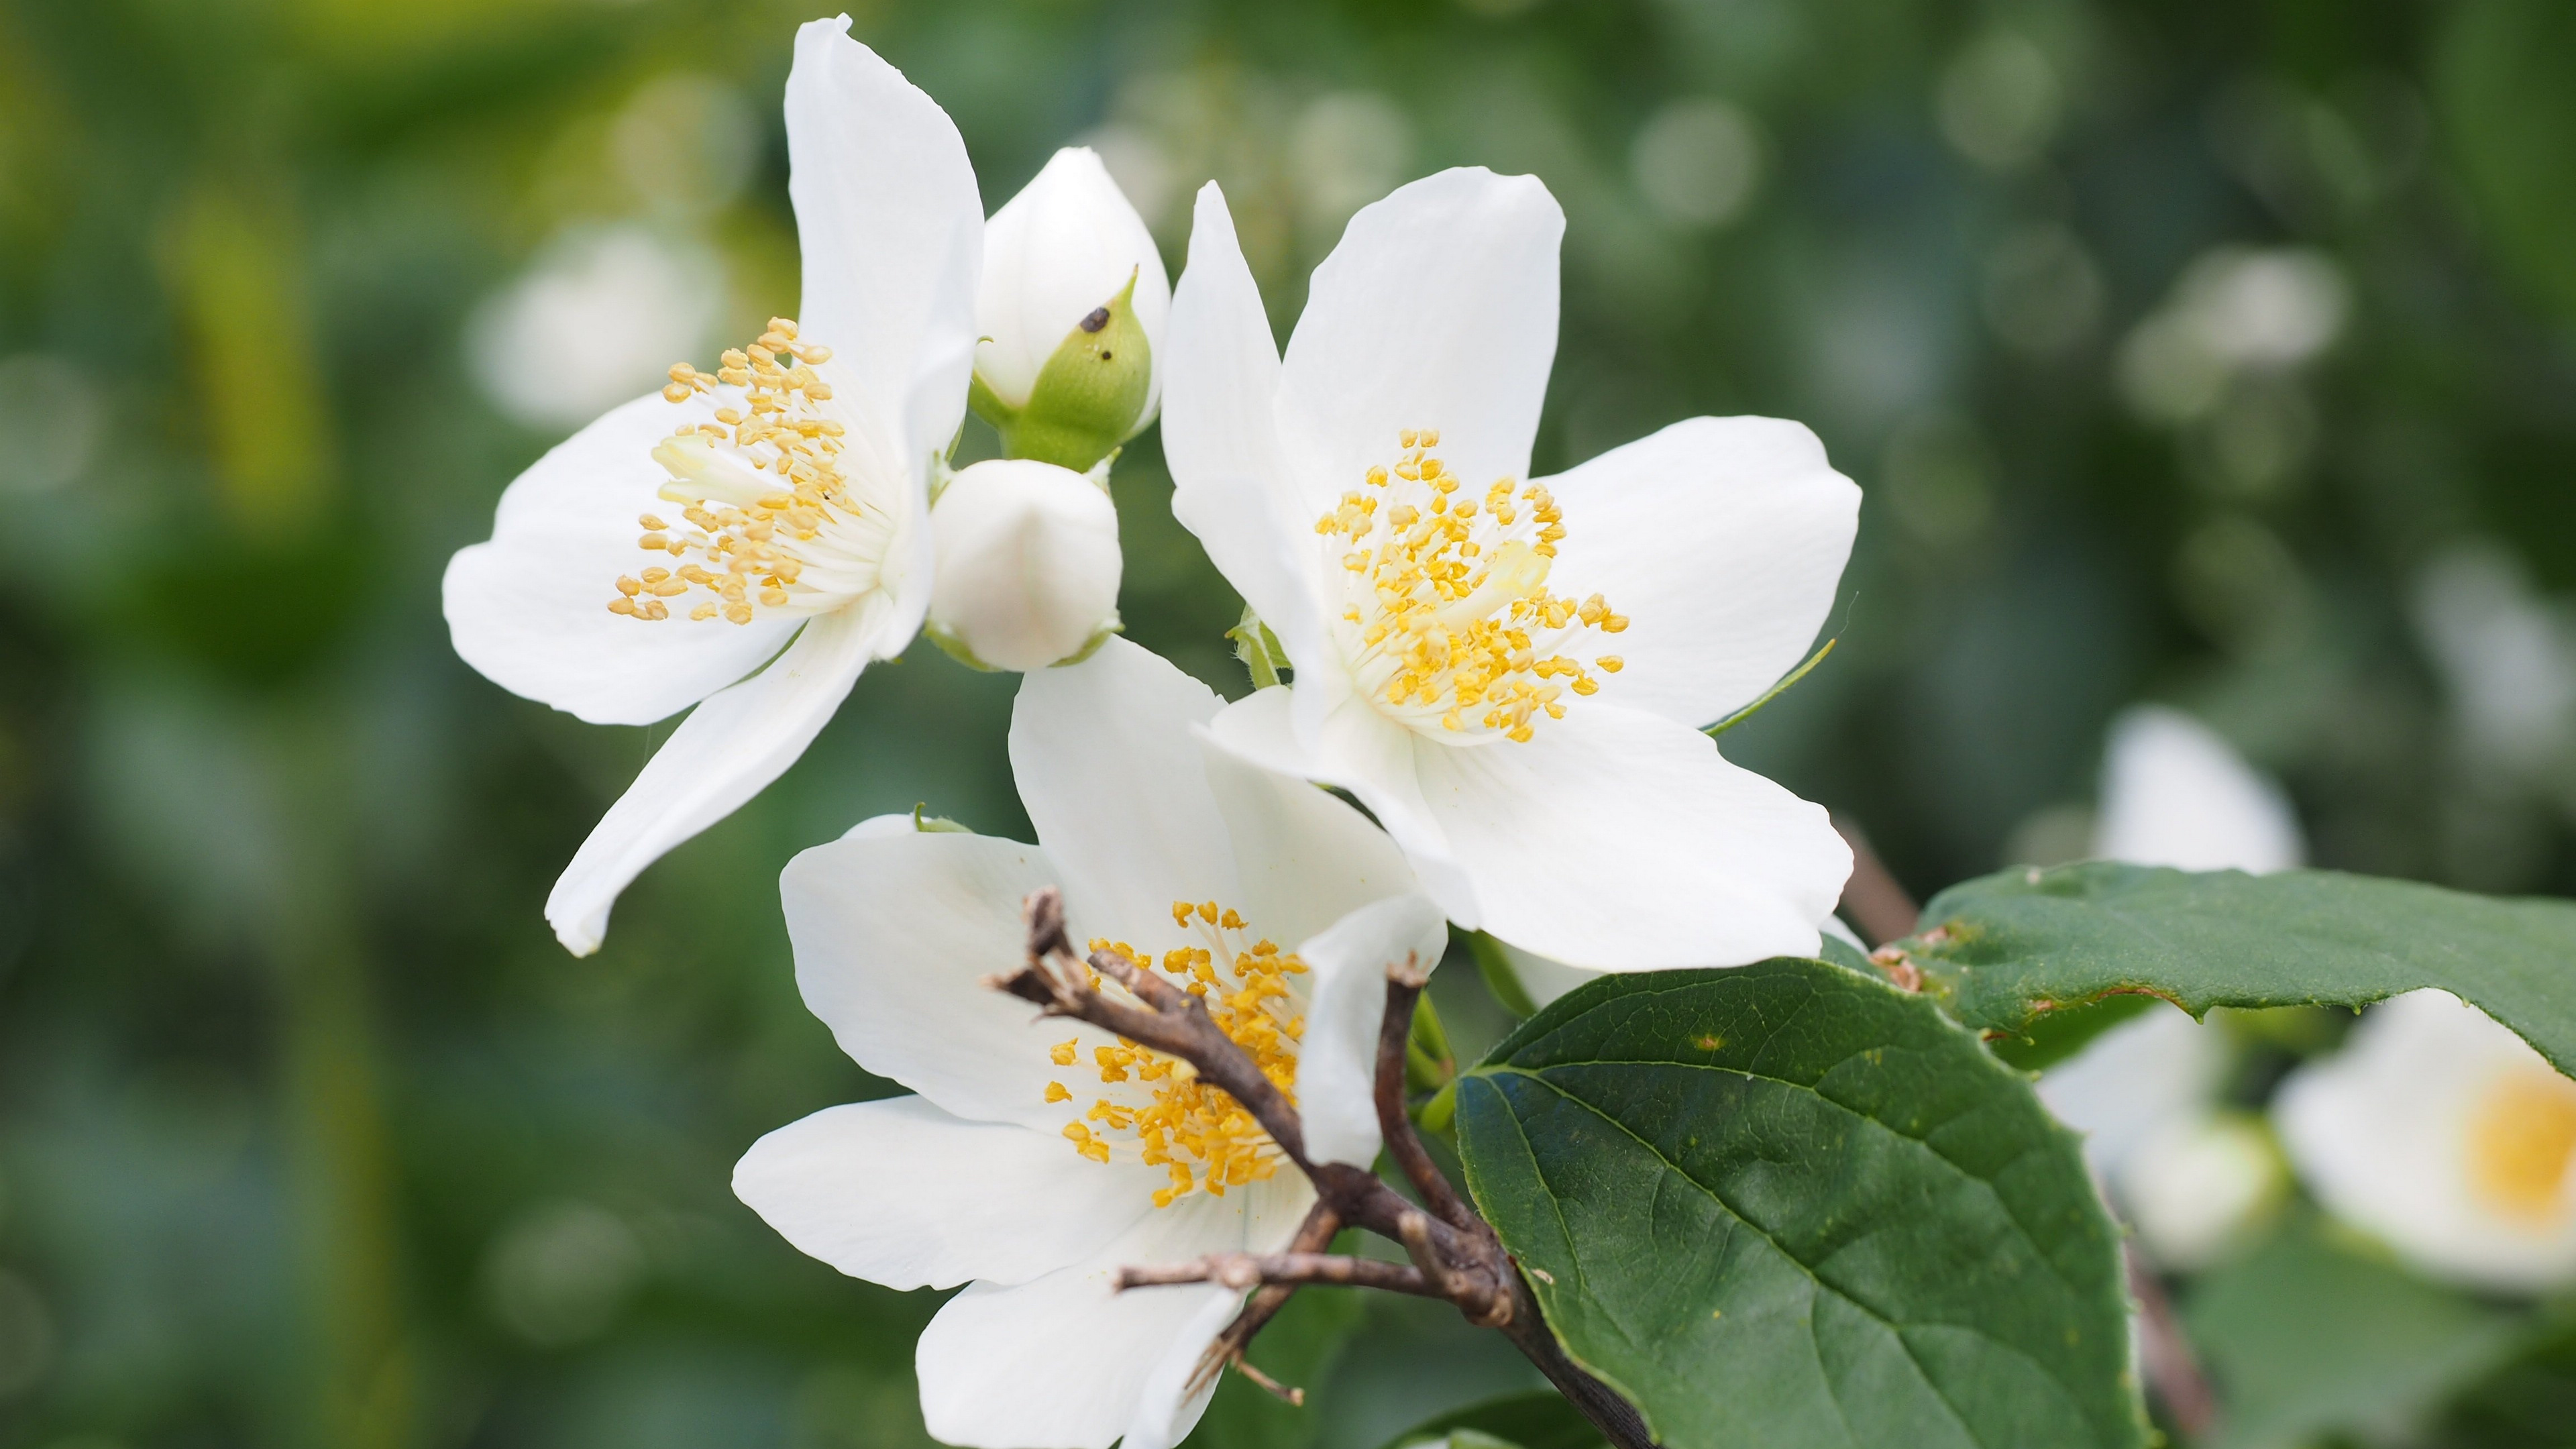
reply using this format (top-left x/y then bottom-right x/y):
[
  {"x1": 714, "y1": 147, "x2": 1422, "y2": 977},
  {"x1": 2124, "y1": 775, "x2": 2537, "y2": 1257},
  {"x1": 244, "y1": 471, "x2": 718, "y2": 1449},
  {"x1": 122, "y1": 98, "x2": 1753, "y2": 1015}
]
[
  {"x1": 1099, "y1": 350, "x2": 1113, "y2": 360},
  {"x1": 1080, "y1": 307, "x2": 1111, "y2": 333}
]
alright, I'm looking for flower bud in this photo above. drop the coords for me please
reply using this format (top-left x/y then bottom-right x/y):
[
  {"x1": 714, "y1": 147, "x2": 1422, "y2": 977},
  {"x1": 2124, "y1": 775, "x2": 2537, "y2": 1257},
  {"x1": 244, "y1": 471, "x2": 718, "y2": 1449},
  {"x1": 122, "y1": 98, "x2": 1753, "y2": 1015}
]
[
  {"x1": 928, "y1": 458, "x2": 1123, "y2": 672},
  {"x1": 971, "y1": 148, "x2": 1171, "y2": 472}
]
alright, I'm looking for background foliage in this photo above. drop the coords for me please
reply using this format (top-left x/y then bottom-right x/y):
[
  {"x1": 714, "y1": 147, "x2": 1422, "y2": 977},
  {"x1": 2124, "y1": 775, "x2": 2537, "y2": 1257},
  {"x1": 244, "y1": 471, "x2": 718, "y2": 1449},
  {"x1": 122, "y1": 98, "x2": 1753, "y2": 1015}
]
[{"x1": 0, "y1": 0, "x2": 2571, "y2": 1446}]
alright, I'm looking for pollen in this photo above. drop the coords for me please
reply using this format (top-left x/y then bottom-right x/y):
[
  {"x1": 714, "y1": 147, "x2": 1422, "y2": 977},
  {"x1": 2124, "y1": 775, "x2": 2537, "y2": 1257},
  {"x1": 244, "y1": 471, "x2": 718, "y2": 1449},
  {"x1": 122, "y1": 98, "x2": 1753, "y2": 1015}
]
[
  {"x1": 1043, "y1": 900, "x2": 1311, "y2": 1208},
  {"x1": 1315, "y1": 430, "x2": 1623, "y2": 743},
  {"x1": 606, "y1": 317, "x2": 877, "y2": 625},
  {"x1": 2466, "y1": 1066, "x2": 2576, "y2": 1222}
]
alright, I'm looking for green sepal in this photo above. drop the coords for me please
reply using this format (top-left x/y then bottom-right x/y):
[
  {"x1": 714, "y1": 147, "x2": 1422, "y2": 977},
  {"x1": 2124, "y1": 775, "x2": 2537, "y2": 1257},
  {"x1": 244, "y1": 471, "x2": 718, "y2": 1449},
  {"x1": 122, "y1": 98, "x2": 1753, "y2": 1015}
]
[
  {"x1": 924, "y1": 621, "x2": 1001, "y2": 673},
  {"x1": 988, "y1": 269, "x2": 1153, "y2": 473},
  {"x1": 910, "y1": 803, "x2": 974, "y2": 834},
  {"x1": 1049, "y1": 619, "x2": 1123, "y2": 667},
  {"x1": 1456, "y1": 926, "x2": 1540, "y2": 1019},
  {"x1": 1705, "y1": 635, "x2": 1835, "y2": 737},
  {"x1": 1415, "y1": 1077, "x2": 1459, "y2": 1136},
  {"x1": 1406, "y1": 989, "x2": 1456, "y2": 1091},
  {"x1": 1228, "y1": 605, "x2": 1291, "y2": 690}
]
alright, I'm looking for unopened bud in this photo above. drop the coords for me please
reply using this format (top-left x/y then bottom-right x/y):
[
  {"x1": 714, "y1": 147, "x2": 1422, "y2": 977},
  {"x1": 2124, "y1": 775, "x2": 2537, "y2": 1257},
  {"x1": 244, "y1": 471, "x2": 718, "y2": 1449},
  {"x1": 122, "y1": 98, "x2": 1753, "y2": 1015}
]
[
  {"x1": 927, "y1": 459, "x2": 1123, "y2": 672},
  {"x1": 971, "y1": 148, "x2": 1170, "y2": 472}
]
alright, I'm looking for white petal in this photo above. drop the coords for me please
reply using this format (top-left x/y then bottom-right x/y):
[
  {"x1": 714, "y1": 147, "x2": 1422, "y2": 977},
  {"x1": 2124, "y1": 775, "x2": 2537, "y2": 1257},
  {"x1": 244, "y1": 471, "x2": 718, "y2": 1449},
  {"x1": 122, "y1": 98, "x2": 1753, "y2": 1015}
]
[
  {"x1": 1195, "y1": 726, "x2": 1419, "y2": 952},
  {"x1": 1293, "y1": 894, "x2": 1452, "y2": 1169},
  {"x1": 1275, "y1": 168, "x2": 1562, "y2": 518},
  {"x1": 1498, "y1": 939, "x2": 1599, "y2": 1009},
  {"x1": 2036, "y1": 1005, "x2": 2226, "y2": 1178},
  {"x1": 1162, "y1": 182, "x2": 1328, "y2": 664},
  {"x1": 2094, "y1": 706, "x2": 2306, "y2": 873},
  {"x1": 1411, "y1": 704, "x2": 1850, "y2": 970},
  {"x1": 977, "y1": 147, "x2": 1173, "y2": 417},
  {"x1": 2274, "y1": 989, "x2": 2576, "y2": 1291},
  {"x1": 784, "y1": 17, "x2": 984, "y2": 470},
  {"x1": 1009, "y1": 638, "x2": 1242, "y2": 942},
  {"x1": 1541, "y1": 416, "x2": 1860, "y2": 727},
  {"x1": 733, "y1": 1096, "x2": 1156, "y2": 1290},
  {"x1": 442, "y1": 389, "x2": 799, "y2": 726},
  {"x1": 915, "y1": 1175, "x2": 1313, "y2": 1449},
  {"x1": 545, "y1": 604, "x2": 884, "y2": 954},
  {"x1": 782, "y1": 828, "x2": 1119, "y2": 1131},
  {"x1": 1206, "y1": 684, "x2": 1480, "y2": 926}
]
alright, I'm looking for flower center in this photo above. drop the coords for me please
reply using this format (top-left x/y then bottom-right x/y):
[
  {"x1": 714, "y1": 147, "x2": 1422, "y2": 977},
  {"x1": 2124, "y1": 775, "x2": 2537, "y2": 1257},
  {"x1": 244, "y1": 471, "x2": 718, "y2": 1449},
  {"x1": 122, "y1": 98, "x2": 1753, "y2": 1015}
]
[
  {"x1": 608, "y1": 317, "x2": 893, "y2": 625},
  {"x1": 1045, "y1": 899, "x2": 1308, "y2": 1208},
  {"x1": 1315, "y1": 429, "x2": 1627, "y2": 742},
  {"x1": 2465, "y1": 1065, "x2": 2576, "y2": 1223}
]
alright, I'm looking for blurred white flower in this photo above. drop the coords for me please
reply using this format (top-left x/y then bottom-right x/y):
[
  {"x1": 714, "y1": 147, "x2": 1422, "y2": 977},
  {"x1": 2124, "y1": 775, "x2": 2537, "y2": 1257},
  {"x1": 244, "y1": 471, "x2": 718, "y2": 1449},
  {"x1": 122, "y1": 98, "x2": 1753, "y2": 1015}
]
[
  {"x1": 2275, "y1": 989, "x2": 2576, "y2": 1292},
  {"x1": 928, "y1": 459, "x2": 1124, "y2": 672},
  {"x1": 2093, "y1": 706, "x2": 2304, "y2": 873},
  {"x1": 480, "y1": 1200, "x2": 647, "y2": 1347},
  {"x1": 1165, "y1": 168, "x2": 1856, "y2": 970},
  {"x1": 2117, "y1": 1113, "x2": 2285, "y2": 1271},
  {"x1": 1630, "y1": 98, "x2": 1762, "y2": 230},
  {"x1": 2039, "y1": 706, "x2": 2302, "y2": 1265},
  {"x1": 2410, "y1": 544, "x2": 2576, "y2": 776},
  {"x1": 974, "y1": 146, "x2": 1171, "y2": 453},
  {"x1": 735, "y1": 640, "x2": 1448, "y2": 1449},
  {"x1": 443, "y1": 20, "x2": 985, "y2": 955},
  {"x1": 465, "y1": 225, "x2": 724, "y2": 432},
  {"x1": 2116, "y1": 248, "x2": 2347, "y2": 425}
]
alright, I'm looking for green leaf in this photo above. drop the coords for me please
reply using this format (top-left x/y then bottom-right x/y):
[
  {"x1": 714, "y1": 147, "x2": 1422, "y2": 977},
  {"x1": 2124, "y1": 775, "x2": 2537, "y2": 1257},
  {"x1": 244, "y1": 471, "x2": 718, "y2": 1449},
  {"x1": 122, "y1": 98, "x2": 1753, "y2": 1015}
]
[
  {"x1": 1375, "y1": 1391, "x2": 1610, "y2": 1449},
  {"x1": 1452, "y1": 959, "x2": 2143, "y2": 1449},
  {"x1": 2185, "y1": 1212, "x2": 2527, "y2": 1449},
  {"x1": 1893, "y1": 863, "x2": 2576, "y2": 1073}
]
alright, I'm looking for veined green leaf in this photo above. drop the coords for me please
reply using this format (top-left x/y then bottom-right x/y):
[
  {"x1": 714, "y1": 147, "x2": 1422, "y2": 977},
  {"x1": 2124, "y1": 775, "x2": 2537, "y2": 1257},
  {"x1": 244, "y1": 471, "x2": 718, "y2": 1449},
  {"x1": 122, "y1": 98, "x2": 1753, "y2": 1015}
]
[
  {"x1": 1452, "y1": 959, "x2": 2143, "y2": 1449},
  {"x1": 1892, "y1": 863, "x2": 2576, "y2": 1073}
]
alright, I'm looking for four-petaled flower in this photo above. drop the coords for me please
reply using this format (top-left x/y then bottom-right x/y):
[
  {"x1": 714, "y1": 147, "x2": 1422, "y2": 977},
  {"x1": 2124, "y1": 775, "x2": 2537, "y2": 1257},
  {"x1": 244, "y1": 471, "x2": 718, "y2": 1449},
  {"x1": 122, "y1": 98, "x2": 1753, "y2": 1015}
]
[
  {"x1": 1161, "y1": 166, "x2": 1859, "y2": 970},
  {"x1": 734, "y1": 638, "x2": 1448, "y2": 1449},
  {"x1": 441, "y1": 16, "x2": 984, "y2": 956}
]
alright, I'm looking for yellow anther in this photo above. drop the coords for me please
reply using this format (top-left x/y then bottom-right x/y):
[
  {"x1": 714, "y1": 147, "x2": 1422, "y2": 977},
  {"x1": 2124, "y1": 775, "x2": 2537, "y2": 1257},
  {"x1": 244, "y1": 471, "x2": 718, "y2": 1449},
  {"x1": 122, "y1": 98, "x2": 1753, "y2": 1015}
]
[
  {"x1": 1045, "y1": 898, "x2": 1307, "y2": 1206},
  {"x1": 1044, "y1": 1081, "x2": 1071, "y2": 1104}
]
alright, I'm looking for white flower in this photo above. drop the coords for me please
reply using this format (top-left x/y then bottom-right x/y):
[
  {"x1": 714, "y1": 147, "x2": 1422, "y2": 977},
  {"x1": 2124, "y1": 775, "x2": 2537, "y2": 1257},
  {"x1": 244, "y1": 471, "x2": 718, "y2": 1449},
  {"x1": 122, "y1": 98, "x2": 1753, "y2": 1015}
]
[
  {"x1": 974, "y1": 147, "x2": 1171, "y2": 463},
  {"x1": 2275, "y1": 989, "x2": 2576, "y2": 1293},
  {"x1": 928, "y1": 458, "x2": 1124, "y2": 672},
  {"x1": 734, "y1": 637, "x2": 1448, "y2": 1449},
  {"x1": 439, "y1": 17, "x2": 984, "y2": 955},
  {"x1": 2091, "y1": 706, "x2": 2304, "y2": 875},
  {"x1": 1161, "y1": 167, "x2": 1858, "y2": 971},
  {"x1": 2039, "y1": 705, "x2": 2302, "y2": 1265}
]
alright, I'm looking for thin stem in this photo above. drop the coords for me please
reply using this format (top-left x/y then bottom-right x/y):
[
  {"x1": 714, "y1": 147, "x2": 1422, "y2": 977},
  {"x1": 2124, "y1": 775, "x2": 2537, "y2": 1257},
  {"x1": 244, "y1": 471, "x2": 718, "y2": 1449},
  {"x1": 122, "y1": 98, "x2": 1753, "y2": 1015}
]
[
  {"x1": 1115, "y1": 1251, "x2": 1439, "y2": 1297},
  {"x1": 1377, "y1": 965, "x2": 1481, "y2": 1232},
  {"x1": 1832, "y1": 817, "x2": 1921, "y2": 945},
  {"x1": 999, "y1": 888, "x2": 1660, "y2": 1449}
]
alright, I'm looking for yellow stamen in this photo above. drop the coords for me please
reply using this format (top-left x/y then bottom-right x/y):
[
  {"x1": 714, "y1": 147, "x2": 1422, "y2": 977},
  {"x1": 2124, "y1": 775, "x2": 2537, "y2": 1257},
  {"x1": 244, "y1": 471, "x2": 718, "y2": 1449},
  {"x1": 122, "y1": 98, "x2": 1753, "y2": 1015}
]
[
  {"x1": 1314, "y1": 430, "x2": 1623, "y2": 742},
  {"x1": 1044, "y1": 906, "x2": 1307, "y2": 1207},
  {"x1": 2467, "y1": 1067, "x2": 2576, "y2": 1222}
]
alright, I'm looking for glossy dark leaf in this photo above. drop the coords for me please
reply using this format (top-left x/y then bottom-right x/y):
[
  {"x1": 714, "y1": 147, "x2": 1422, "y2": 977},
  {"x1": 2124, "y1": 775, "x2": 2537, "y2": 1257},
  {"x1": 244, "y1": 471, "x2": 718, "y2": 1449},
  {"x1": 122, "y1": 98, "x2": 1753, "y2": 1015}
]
[{"x1": 1453, "y1": 959, "x2": 2143, "y2": 1449}]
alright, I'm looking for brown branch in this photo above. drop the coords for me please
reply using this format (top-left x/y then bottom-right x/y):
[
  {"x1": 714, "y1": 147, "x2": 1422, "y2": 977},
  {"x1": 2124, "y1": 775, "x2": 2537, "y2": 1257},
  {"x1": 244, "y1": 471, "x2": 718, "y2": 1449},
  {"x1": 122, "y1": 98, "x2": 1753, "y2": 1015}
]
[
  {"x1": 2127, "y1": 1243, "x2": 2219, "y2": 1438},
  {"x1": 1377, "y1": 963, "x2": 1481, "y2": 1232},
  {"x1": 1001, "y1": 888, "x2": 1658, "y2": 1449},
  {"x1": 996, "y1": 887, "x2": 1309, "y2": 1165},
  {"x1": 1833, "y1": 817, "x2": 1921, "y2": 945},
  {"x1": 1115, "y1": 1251, "x2": 1439, "y2": 1297},
  {"x1": 1186, "y1": 1201, "x2": 1341, "y2": 1397}
]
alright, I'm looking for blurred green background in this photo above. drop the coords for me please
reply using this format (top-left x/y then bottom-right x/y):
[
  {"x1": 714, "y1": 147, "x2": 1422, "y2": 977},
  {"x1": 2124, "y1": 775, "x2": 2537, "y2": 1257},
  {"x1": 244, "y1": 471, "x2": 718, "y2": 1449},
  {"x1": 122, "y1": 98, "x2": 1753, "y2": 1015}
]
[{"x1": 1, "y1": 0, "x2": 2573, "y2": 1445}]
